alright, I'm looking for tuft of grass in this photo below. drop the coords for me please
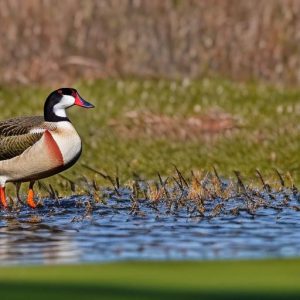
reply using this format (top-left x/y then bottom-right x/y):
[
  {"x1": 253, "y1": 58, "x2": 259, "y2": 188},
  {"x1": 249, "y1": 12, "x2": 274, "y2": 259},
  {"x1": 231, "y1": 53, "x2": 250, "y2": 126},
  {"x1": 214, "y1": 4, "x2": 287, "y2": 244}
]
[{"x1": 6, "y1": 166, "x2": 296, "y2": 218}]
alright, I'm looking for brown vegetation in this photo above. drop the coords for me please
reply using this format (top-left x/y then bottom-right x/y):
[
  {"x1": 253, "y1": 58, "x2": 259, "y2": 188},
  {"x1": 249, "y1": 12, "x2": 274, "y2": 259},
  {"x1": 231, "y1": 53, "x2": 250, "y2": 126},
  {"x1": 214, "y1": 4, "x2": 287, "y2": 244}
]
[
  {"x1": 109, "y1": 109, "x2": 238, "y2": 141},
  {"x1": 0, "y1": 0, "x2": 300, "y2": 85}
]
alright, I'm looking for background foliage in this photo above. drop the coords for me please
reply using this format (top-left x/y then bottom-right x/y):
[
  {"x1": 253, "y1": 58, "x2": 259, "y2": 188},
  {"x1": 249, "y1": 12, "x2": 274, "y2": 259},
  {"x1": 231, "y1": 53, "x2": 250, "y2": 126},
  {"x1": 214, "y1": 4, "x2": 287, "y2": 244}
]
[{"x1": 1, "y1": 0, "x2": 300, "y2": 85}]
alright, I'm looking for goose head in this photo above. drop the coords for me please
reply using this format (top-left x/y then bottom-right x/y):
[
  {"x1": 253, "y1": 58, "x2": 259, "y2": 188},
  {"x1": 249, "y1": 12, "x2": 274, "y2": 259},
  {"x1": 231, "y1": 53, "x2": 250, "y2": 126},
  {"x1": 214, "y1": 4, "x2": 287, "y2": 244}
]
[{"x1": 44, "y1": 88, "x2": 94, "y2": 122}]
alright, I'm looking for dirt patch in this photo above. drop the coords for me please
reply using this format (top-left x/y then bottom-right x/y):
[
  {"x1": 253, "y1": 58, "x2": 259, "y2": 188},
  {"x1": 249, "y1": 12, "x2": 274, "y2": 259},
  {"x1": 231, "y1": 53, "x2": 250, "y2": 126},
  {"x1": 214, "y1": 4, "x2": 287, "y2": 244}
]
[{"x1": 109, "y1": 109, "x2": 239, "y2": 141}]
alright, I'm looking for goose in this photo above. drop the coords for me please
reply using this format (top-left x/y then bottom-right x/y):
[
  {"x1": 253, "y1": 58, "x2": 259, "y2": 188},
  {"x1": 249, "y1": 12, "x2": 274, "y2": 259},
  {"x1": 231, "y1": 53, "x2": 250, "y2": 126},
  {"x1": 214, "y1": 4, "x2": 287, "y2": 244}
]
[{"x1": 0, "y1": 88, "x2": 94, "y2": 209}]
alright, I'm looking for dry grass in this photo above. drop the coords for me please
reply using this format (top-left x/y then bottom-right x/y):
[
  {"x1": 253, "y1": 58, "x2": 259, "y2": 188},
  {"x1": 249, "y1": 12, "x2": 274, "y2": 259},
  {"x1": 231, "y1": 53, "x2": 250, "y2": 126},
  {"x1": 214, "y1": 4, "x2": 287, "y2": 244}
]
[
  {"x1": 25, "y1": 166, "x2": 299, "y2": 218},
  {"x1": 109, "y1": 109, "x2": 238, "y2": 141},
  {"x1": 1, "y1": 0, "x2": 300, "y2": 85}
]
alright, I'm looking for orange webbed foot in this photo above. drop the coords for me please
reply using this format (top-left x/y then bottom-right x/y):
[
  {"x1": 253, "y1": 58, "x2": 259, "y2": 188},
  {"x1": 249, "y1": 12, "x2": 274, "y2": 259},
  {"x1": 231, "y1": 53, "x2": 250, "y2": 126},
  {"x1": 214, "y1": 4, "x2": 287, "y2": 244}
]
[{"x1": 0, "y1": 187, "x2": 8, "y2": 209}]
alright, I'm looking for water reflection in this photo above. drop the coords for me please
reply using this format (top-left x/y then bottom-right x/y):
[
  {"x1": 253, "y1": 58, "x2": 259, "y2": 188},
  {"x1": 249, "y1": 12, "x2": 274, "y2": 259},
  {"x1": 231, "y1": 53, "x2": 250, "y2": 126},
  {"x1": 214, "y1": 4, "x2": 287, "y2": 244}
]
[
  {"x1": 0, "y1": 211, "x2": 80, "y2": 265},
  {"x1": 0, "y1": 193, "x2": 300, "y2": 265}
]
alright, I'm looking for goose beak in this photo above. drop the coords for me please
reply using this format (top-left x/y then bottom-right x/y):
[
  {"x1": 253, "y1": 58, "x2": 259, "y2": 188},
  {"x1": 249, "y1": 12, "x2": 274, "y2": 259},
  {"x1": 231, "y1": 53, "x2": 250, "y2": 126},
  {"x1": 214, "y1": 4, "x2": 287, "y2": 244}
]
[{"x1": 74, "y1": 93, "x2": 94, "y2": 108}]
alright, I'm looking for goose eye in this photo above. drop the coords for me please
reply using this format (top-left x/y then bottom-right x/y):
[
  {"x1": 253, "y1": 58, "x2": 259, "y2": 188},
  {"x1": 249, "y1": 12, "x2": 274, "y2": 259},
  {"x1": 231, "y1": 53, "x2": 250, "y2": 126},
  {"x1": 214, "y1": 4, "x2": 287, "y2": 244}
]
[{"x1": 57, "y1": 90, "x2": 62, "y2": 94}]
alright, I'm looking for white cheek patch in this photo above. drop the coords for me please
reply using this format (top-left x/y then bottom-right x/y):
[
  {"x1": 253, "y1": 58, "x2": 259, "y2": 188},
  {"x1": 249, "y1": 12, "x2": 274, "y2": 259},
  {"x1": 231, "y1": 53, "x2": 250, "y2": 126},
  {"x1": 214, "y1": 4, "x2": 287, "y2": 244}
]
[{"x1": 53, "y1": 95, "x2": 75, "y2": 118}]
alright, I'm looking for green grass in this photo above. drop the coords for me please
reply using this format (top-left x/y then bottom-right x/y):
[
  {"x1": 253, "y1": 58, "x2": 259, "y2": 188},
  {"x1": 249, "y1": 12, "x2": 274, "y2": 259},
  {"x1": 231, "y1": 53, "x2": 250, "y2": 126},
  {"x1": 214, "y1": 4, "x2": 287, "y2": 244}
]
[
  {"x1": 1, "y1": 78, "x2": 300, "y2": 191},
  {"x1": 1, "y1": 259, "x2": 300, "y2": 299}
]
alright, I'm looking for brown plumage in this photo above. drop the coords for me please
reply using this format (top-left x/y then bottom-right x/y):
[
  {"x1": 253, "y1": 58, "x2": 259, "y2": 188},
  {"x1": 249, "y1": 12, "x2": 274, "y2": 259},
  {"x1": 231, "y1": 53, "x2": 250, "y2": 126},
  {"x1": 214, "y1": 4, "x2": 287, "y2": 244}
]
[{"x1": 0, "y1": 116, "x2": 56, "y2": 160}]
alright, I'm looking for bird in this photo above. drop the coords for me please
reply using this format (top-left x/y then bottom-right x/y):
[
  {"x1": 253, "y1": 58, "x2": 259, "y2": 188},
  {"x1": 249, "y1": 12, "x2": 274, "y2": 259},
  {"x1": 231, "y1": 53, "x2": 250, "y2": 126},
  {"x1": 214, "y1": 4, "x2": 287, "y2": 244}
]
[{"x1": 0, "y1": 88, "x2": 94, "y2": 209}]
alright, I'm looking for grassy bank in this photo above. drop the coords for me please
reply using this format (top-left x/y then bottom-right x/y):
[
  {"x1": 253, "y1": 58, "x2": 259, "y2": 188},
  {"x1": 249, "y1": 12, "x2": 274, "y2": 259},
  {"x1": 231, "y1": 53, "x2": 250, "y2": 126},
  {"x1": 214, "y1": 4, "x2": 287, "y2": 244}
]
[
  {"x1": 0, "y1": 78, "x2": 300, "y2": 193},
  {"x1": 1, "y1": 259, "x2": 300, "y2": 299}
]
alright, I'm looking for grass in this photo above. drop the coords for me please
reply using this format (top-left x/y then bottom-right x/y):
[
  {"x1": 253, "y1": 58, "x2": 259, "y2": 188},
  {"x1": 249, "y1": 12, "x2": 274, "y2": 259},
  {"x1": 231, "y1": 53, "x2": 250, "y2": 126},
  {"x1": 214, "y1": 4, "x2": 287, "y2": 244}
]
[
  {"x1": 1, "y1": 259, "x2": 300, "y2": 299},
  {"x1": 1, "y1": 78, "x2": 300, "y2": 193}
]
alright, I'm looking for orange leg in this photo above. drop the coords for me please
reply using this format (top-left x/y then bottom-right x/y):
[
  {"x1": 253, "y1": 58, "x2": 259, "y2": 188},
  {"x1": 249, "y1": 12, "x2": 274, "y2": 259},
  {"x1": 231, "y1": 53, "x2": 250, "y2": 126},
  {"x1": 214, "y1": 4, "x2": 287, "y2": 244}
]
[
  {"x1": 0, "y1": 186, "x2": 8, "y2": 208},
  {"x1": 27, "y1": 181, "x2": 37, "y2": 209}
]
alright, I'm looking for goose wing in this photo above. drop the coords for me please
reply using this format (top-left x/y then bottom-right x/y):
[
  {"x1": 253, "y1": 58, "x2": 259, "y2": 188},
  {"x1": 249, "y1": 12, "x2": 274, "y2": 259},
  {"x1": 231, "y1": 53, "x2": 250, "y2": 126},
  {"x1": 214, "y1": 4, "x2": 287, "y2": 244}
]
[{"x1": 0, "y1": 116, "x2": 46, "y2": 160}]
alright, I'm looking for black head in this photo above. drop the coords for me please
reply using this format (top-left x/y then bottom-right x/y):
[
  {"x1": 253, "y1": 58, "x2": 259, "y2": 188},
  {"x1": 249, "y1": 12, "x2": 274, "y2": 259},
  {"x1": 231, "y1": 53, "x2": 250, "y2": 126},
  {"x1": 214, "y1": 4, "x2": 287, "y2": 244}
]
[{"x1": 44, "y1": 88, "x2": 94, "y2": 122}]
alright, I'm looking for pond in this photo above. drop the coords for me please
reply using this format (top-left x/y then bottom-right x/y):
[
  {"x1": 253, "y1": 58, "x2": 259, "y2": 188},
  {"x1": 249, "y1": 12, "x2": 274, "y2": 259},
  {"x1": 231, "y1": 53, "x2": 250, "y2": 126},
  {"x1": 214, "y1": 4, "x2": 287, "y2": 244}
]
[{"x1": 0, "y1": 184, "x2": 300, "y2": 265}]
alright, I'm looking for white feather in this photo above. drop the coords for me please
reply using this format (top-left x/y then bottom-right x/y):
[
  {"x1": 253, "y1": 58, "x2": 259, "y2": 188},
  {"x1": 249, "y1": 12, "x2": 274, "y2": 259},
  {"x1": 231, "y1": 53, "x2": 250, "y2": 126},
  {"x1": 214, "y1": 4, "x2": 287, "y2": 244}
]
[
  {"x1": 29, "y1": 128, "x2": 46, "y2": 134},
  {"x1": 50, "y1": 121, "x2": 82, "y2": 165},
  {"x1": 0, "y1": 176, "x2": 8, "y2": 186}
]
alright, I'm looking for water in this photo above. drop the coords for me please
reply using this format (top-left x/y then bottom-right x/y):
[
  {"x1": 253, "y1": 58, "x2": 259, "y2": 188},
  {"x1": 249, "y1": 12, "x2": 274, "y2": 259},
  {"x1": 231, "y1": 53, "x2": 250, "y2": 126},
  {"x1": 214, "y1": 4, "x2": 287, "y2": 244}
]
[{"x1": 0, "y1": 189, "x2": 300, "y2": 265}]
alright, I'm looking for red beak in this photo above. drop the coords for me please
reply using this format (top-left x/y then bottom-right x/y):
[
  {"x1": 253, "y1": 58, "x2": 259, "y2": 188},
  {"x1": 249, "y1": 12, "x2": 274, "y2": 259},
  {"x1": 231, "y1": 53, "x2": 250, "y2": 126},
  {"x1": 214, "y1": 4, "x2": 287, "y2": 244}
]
[{"x1": 74, "y1": 93, "x2": 94, "y2": 108}]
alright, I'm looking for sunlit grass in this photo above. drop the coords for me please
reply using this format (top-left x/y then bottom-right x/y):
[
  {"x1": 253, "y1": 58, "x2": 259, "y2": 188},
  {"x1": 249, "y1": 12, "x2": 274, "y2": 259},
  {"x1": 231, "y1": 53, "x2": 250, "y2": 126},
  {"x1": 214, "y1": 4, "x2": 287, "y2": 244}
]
[{"x1": 1, "y1": 259, "x2": 300, "y2": 299}]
